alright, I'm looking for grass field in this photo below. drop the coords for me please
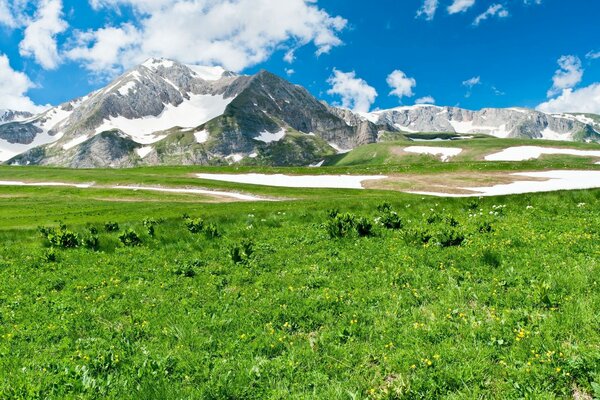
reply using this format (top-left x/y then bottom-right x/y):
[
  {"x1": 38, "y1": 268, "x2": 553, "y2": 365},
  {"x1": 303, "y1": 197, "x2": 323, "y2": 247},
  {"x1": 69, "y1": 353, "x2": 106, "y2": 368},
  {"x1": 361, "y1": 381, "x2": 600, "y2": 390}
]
[{"x1": 1, "y1": 139, "x2": 600, "y2": 399}]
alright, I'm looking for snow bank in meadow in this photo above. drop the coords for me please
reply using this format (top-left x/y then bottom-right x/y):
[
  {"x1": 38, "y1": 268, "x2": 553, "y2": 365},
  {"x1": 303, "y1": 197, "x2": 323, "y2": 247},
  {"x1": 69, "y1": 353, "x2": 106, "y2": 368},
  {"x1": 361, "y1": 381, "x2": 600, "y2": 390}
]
[
  {"x1": 485, "y1": 146, "x2": 600, "y2": 161},
  {"x1": 0, "y1": 181, "x2": 271, "y2": 201},
  {"x1": 404, "y1": 146, "x2": 463, "y2": 162},
  {"x1": 196, "y1": 173, "x2": 387, "y2": 189}
]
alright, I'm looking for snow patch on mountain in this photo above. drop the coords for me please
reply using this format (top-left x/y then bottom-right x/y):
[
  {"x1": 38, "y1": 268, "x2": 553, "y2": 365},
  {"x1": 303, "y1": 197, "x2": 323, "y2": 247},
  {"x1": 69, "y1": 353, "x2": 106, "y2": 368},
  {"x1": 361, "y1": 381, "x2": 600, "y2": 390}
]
[
  {"x1": 194, "y1": 130, "x2": 209, "y2": 144},
  {"x1": 95, "y1": 94, "x2": 233, "y2": 144},
  {"x1": 254, "y1": 129, "x2": 286, "y2": 143}
]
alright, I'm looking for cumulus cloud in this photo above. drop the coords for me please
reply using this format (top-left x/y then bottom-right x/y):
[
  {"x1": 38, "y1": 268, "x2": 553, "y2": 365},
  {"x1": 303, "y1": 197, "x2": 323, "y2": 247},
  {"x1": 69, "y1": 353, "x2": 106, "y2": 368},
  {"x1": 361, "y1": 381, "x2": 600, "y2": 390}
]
[
  {"x1": 0, "y1": 54, "x2": 46, "y2": 112},
  {"x1": 537, "y1": 83, "x2": 600, "y2": 114},
  {"x1": 547, "y1": 55, "x2": 583, "y2": 98},
  {"x1": 473, "y1": 4, "x2": 509, "y2": 26},
  {"x1": 0, "y1": 0, "x2": 17, "y2": 28},
  {"x1": 447, "y1": 0, "x2": 476, "y2": 14},
  {"x1": 415, "y1": 96, "x2": 436, "y2": 105},
  {"x1": 18, "y1": 0, "x2": 68, "y2": 70},
  {"x1": 65, "y1": 23, "x2": 141, "y2": 78},
  {"x1": 386, "y1": 70, "x2": 416, "y2": 100},
  {"x1": 70, "y1": 0, "x2": 346, "y2": 76},
  {"x1": 416, "y1": 0, "x2": 438, "y2": 21},
  {"x1": 327, "y1": 69, "x2": 377, "y2": 113}
]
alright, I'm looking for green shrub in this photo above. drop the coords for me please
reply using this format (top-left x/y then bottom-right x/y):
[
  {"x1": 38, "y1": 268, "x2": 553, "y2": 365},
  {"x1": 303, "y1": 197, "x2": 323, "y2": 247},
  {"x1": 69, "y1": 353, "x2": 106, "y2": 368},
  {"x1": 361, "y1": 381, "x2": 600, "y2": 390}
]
[
  {"x1": 173, "y1": 260, "x2": 205, "y2": 277},
  {"x1": 118, "y1": 229, "x2": 142, "y2": 247},
  {"x1": 436, "y1": 228, "x2": 465, "y2": 247},
  {"x1": 355, "y1": 217, "x2": 374, "y2": 237},
  {"x1": 39, "y1": 224, "x2": 79, "y2": 249},
  {"x1": 479, "y1": 221, "x2": 494, "y2": 233},
  {"x1": 42, "y1": 248, "x2": 58, "y2": 263},
  {"x1": 482, "y1": 249, "x2": 501, "y2": 268},
  {"x1": 104, "y1": 222, "x2": 120, "y2": 232},
  {"x1": 230, "y1": 239, "x2": 254, "y2": 264},
  {"x1": 326, "y1": 213, "x2": 356, "y2": 238},
  {"x1": 204, "y1": 223, "x2": 221, "y2": 239},
  {"x1": 143, "y1": 218, "x2": 158, "y2": 237},
  {"x1": 377, "y1": 202, "x2": 393, "y2": 213},
  {"x1": 380, "y1": 211, "x2": 403, "y2": 230},
  {"x1": 83, "y1": 235, "x2": 99, "y2": 251},
  {"x1": 186, "y1": 218, "x2": 204, "y2": 234}
]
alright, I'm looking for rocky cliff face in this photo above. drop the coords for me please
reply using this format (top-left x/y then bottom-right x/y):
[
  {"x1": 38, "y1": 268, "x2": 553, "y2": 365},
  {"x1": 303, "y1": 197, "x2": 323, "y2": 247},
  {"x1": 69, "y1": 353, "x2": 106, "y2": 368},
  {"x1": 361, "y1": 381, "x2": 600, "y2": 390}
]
[
  {"x1": 2, "y1": 59, "x2": 600, "y2": 168},
  {"x1": 364, "y1": 106, "x2": 600, "y2": 141}
]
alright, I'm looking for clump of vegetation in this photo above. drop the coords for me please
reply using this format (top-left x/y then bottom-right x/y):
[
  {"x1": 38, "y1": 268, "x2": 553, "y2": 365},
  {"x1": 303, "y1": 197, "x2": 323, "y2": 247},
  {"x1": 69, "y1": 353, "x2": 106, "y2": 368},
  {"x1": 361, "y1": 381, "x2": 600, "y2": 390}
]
[
  {"x1": 104, "y1": 221, "x2": 120, "y2": 232},
  {"x1": 83, "y1": 234, "x2": 99, "y2": 251},
  {"x1": 377, "y1": 203, "x2": 403, "y2": 230},
  {"x1": 229, "y1": 239, "x2": 254, "y2": 264},
  {"x1": 143, "y1": 218, "x2": 158, "y2": 237},
  {"x1": 39, "y1": 224, "x2": 79, "y2": 249},
  {"x1": 355, "y1": 217, "x2": 374, "y2": 237},
  {"x1": 204, "y1": 223, "x2": 221, "y2": 239},
  {"x1": 185, "y1": 218, "x2": 204, "y2": 234},
  {"x1": 173, "y1": 259, "x2": 205, "y2": 278},
  {"x1": 326, "y1": 212, "x2": 357, "y2": 238},
  {"x1": 118, "y1": 229, "x2": 141, "y2": 247}
]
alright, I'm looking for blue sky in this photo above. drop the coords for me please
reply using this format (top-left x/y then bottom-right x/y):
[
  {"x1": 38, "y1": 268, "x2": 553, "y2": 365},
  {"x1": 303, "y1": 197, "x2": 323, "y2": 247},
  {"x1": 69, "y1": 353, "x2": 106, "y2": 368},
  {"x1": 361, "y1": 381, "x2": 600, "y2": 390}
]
[{"x1": 0, "y1": 0, "x2": 599, "y2": 114}]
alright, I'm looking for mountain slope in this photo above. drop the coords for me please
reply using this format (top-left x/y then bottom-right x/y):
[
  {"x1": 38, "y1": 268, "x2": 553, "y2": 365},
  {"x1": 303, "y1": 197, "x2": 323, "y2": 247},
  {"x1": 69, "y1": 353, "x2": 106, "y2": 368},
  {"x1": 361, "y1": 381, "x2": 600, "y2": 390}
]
[
  {"x1": 3, "y1": 58, "x2": 600, "y2": 168},
  {"x1": 363, "y1": 105, "x2": 600, "y2": 141}
]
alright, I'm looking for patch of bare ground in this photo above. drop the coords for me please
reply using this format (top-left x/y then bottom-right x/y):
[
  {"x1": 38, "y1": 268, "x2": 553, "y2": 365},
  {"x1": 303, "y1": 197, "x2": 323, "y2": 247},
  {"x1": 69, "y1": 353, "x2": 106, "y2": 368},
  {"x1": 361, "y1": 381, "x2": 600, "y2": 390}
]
[{"x1": 363, "y1": 171, "x2": 548, "y2": 194}]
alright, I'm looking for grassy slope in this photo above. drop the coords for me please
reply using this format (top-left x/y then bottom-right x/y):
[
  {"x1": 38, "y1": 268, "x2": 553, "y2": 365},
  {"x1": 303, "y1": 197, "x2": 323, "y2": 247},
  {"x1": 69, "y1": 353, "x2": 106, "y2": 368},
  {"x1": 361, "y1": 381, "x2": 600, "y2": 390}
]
[
  {"x1": 1, "y1": 137, "x2": 600, "y2": 398},
  {"x1": 1, "y1": 186, "x2": 599, "y2": 399}
]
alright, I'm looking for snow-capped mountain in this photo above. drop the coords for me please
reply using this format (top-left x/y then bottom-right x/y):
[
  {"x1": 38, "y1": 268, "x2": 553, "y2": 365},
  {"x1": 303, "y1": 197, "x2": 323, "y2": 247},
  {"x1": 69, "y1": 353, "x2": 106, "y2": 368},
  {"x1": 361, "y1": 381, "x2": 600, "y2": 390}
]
[
  {"x1": 1, "y1": 58, "x2": 599, "y2": 167},
  {"x1": 362, "y1": 105, "x2": 600, "y2": 141},
  {"x1": 2, "y1": 58, "x2": 376, "y2": 167}
]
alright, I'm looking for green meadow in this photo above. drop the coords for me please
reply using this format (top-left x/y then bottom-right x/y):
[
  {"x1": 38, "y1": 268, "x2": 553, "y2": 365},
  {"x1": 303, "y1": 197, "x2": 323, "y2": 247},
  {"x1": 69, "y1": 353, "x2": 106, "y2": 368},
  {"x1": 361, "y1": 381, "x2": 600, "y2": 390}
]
[{"x1": 1, "y1": 139, "x2": 599, "y2": 399}]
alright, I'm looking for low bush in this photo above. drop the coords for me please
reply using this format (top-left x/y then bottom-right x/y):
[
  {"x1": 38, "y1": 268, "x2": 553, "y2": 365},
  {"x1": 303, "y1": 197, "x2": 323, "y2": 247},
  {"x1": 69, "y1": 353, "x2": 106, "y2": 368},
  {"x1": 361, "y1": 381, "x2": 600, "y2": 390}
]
[
  {"x1": 230, "y1": 239, "x2": 254, "y2": 264},
  {"x1": 104, "y1": 222, "x2": 120, "y2": 232},
  {"x1": 118, "y1": 229, "x2": 141, "y2": 247},
  {"x1": 186, "y1": 218, "x2": 204, "y2": 234}
]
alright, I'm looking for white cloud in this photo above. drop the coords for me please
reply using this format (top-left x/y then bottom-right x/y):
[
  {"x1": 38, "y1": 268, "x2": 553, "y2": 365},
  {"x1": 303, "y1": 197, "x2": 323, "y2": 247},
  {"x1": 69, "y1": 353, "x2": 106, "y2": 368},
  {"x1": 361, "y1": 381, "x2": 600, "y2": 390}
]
[
  {"x1": 386, "y1": 70, "x2": 416, "y2": 99},
  {"x1": 547, "y1": 55, "x2": 583, "y2": 98},
  {"x1": 0, "y1": 0, "x2": 17, "y2": 28},
  {"x1": 416, "y1": 0, "x2": 438, "y2": 21},
  {"x1": 537, "y1": 83, "x2": 600, "y2": 114},
  {"x1": 415, "y1": 96, "x2": 436, "y2": 105},
  {"x1": 523, "y1": 0, "x2": 542, "y2": 4},
  {"x1": 285, "y1": 68, "x2": 295, "y2": 76},
  {"x1": 462, "y1": 76, "x2": 481, "y2": 88},
  {"x1": 586, "y1": 50, "x2": 600, "y2": 60},
  {"x1": 327, "y1": 69, "x2": 377, "y2": 113},
  {"x1": 18, "y1": 0, "x2": 68, "y2": 70},
  {"x1": 447, "y1": 0, "x2": 476, "y2": 14},
  {"x1": 462, "y1": 76, "x2": 481, "y2": 98},
  {"x1": 0, "y1": 54, "x2": 46, "y2": 112},
  {"x1": 65, "y1": 23, "x2": 141, "y2": 78},
  {"x1": 72, "y1": 0, "x2": 346, "y2": 76},
  {"x1": 473, "y1": 4, "x2": 509, "y2": 26}
]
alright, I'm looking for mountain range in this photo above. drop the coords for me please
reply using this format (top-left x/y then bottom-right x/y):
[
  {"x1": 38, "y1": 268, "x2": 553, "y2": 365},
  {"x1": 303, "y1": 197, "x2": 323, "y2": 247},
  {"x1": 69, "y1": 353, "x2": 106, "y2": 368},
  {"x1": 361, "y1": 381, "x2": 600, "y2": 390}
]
[{"x1": 1, "y1": 58, "x2": 599, "y2": 167}]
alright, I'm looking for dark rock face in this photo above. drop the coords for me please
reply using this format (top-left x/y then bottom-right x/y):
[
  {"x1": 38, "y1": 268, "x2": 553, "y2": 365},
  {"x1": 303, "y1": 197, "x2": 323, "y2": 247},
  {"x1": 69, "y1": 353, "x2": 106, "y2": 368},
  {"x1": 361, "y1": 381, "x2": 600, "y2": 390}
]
[{"x1": 0, "y1": 122, "x2": 42, "y2": 144}]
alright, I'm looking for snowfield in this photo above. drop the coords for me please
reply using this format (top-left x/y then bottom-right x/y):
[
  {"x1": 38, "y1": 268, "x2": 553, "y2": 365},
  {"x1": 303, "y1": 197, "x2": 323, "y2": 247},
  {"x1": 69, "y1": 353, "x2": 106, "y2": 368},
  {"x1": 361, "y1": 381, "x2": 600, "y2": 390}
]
[
  {"x1": 404, "y1": 146, "x2": 463, "y2": 162},
  {"x1": 196, "y1": 173, "x2": 387, "y2": 189},
  {"x1": 485, "y1": 146, "x2": 600, "y2": 161},
  {"x1": 94, "y1": 94, "x2": 233, "y2": 144},
  {"x1": 0, "y1": 181, "x2": 271, "y2": 201}
]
